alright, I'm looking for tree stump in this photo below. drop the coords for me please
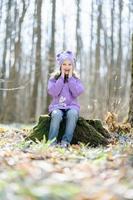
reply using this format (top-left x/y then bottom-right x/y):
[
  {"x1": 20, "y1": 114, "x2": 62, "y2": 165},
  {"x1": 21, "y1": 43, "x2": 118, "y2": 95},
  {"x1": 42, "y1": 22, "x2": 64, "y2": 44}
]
[{"x1": 26, "y1": 115, "x2": 111, "y2": 146}]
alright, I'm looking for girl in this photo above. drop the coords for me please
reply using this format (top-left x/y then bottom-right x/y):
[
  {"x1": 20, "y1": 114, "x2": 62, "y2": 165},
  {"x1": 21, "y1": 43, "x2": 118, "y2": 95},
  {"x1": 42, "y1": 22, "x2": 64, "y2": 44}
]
[{"x1": 48, "y1": 51, "x2": 84, "y2": 147}]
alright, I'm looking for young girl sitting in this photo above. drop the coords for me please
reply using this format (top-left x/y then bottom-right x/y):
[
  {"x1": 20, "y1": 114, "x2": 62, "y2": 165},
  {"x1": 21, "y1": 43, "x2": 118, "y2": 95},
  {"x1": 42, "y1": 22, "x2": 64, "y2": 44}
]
[{"x1": 48, "y1": 51, "x2": 84, "y2": 147}]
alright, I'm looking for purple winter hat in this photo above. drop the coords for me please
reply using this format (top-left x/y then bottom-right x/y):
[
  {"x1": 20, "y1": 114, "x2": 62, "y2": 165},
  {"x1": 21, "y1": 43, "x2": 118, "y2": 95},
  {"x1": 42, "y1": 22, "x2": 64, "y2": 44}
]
[{"x1": 56, "y1": 51, "x2": 76, "y2": 66}]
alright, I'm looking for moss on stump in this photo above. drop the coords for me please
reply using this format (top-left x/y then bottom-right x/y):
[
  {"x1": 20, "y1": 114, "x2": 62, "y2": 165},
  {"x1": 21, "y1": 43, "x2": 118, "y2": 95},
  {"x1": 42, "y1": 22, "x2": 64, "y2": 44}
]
[{"x1": 26, "y1": 115, "x2": 111, "y2": 146}]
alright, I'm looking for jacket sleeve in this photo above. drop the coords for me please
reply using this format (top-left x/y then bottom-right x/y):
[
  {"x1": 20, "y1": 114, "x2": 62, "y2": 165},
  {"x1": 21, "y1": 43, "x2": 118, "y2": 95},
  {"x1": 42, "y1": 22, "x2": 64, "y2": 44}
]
[
  {"x1": 68, "y1": 77, "x2": 84, "y2": 98},
  {"x1": 48, "y1": 76, "x2": 64, "y2": 97}
]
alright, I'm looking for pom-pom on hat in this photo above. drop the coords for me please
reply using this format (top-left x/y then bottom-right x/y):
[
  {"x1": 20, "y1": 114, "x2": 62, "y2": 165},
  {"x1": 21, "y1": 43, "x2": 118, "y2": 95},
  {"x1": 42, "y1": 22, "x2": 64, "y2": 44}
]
[{"x1": 56, "y1": 51, "x2": 76, "y2": 66}]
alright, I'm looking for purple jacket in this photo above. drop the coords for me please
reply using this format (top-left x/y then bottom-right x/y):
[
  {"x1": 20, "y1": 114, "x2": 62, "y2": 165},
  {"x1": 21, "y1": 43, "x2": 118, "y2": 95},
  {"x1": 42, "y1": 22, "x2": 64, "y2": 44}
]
[{"x1": 48, "y1": 75, "x2": 84, "y2": 113}]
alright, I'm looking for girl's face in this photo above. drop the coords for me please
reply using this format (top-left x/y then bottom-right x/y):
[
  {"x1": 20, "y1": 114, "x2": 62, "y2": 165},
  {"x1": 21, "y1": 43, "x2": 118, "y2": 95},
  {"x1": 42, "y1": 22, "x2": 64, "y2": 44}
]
[{"x1": 61, "y1": 59, "x2": 73, "y2": 75}]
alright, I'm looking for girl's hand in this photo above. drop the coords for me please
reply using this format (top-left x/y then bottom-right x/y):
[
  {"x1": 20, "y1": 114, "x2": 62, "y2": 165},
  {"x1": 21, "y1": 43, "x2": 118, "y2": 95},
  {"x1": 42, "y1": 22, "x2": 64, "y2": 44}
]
[
  {"x1": 69, "y1": 67, "x2": 73, "y2": 78},
  {"x1": 61, "y1": 68, "x2": 65, "y2": 78}
]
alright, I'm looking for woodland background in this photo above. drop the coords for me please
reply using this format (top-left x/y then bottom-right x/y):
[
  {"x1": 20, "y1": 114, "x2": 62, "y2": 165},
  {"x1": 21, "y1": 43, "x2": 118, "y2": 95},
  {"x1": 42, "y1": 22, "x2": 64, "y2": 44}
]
[
  {"x1": 0, "y1": 0, "x2": 133, "y2": 123},
  {"x1": 0, "y1": 1, "x2": 133, "y2": 199}
]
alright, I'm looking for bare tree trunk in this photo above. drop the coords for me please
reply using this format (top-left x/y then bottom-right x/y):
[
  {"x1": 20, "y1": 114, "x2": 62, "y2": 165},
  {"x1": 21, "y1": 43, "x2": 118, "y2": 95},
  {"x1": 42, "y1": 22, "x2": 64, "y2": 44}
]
[
  {"x1": 45, "y1": 0, "x2": 56, "y2": 112},
  {"x1": 102, "y1": 26, "x2": 109, "y2": 116},
  {"x1": 3, "y1": 0, "x2": 18, "y2": 123},
  {"x1": 62, "y1": 0, "x2": 66, "y2": 50},
  {"x1": 94, "y1": 2, "x2": 102, "y2": 85},
  {"x1": 91, "y1": 1, "x2": 102, "y2": 118},
  {"x1": 3, "y1": 69, "x2": 18, "y2": 122},
  {"x1": 0, "y1": 0, "x2": 11, "y2": 119},
  {"x1": 15, "y1": 0, "x2": 29, "y2": 122},
  {"x1": 128, "y1": 34, "x2": 133, "y2": 126},
  {"x1": 18, "y1": 0, "x2": 29, "y2": 71},
  {"x1": 28, "y1": 2, "x2": 36, "y2": 120},
  {"x1": 113, "y1": 0, "x2": 123, "y2": 110},
  {"x1": 76, "y1": 0, "x2": 83, "y2": 76},
  {"x1": 0, "y1": 0, "x2": 3, "y2": 24},
  {"x1": 30, "y1": 0, "x2": 42, "y2": 121},
  {"x1": 3, "y1": 0, "x2": 28, "y2": 122},
  {"x1": 89, "y1": 0, "x2": 94, "y2": 76},
  {"x1": 107, "y1": 0, "x2": 115, "y2": 112},
  {"x1": 121, "y1": 1, "x2": 131, "y2": 114}
]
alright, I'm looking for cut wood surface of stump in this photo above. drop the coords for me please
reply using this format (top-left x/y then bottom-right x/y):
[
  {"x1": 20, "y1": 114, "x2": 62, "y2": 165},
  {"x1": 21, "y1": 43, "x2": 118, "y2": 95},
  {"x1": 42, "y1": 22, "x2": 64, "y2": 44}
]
[{"x1": 26, "y1": 115, "x2": 111, "y2": 146}]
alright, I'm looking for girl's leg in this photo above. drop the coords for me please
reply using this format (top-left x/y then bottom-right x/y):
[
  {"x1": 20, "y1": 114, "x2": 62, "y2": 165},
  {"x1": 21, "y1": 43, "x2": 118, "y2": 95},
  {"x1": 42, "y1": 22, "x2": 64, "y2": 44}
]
[
  {"x1": 48, "y1": 109, "x2": 63, "y2": 143},
  {"x1": 61, "y1": 109, "x2": 79, "y2": 145}
]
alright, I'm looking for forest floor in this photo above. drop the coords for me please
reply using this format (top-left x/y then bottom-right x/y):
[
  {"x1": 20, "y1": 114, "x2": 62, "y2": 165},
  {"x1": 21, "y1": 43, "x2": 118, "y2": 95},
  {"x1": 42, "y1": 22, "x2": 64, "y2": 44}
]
[{"x1": 0, "y1": 125, "x2": 133, "y2": 200}]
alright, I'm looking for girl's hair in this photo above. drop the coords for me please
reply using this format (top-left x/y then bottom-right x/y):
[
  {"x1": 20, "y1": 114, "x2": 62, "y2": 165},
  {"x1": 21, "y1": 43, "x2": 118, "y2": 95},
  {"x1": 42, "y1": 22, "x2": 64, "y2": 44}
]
[{"x1": 50, "y1": 70, "x2": 80, "y2": 80}]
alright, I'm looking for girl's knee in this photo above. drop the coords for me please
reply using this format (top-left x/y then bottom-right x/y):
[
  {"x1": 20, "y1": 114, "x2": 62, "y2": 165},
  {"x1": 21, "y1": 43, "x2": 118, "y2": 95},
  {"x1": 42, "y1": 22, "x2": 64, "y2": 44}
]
[
  {"x1": 51, "y1": 109, "x2": 63, "y2": 120},
  {"x1": 67, "y1": 109, "x2": 79, "y2": 119}
]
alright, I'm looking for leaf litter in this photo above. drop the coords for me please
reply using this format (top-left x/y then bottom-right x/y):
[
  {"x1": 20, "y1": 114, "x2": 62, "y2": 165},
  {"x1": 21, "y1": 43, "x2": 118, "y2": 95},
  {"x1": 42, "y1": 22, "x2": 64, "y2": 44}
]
[{"x1": 0, "y1": 126, "x2": 133, "y2": 200}]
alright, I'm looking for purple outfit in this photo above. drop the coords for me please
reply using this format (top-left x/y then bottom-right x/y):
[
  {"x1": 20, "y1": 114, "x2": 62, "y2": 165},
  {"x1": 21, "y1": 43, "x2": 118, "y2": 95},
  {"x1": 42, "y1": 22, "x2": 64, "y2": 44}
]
[
  {"x1": 48, "y1": 75, "x2": 84, "y2": 113},
  {"x1": 48, "y1": 50, "x2": 84, "y2": 146}
]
